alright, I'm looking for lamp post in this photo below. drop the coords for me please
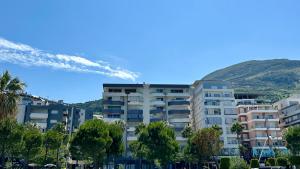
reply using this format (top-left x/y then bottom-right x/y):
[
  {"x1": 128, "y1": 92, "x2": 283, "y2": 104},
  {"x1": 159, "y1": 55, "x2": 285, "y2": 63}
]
[
  {"x1": 124, "y1": 91, "x2": 130, "y2": 158},
  {"x1": 258, "y1": 136, "x2": 272, "y2": 162}
]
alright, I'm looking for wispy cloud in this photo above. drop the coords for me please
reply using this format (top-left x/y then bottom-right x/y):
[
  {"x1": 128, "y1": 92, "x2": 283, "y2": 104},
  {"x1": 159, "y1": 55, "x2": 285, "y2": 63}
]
[{"x1": 0, "y1": 38, "x2": 139, "y2": 81}]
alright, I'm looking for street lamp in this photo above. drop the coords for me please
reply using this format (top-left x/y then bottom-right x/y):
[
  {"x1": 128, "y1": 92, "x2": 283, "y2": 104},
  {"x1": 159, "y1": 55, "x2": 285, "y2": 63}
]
[
  {"x1": 124, "y1": 91, "x2": 130, "y2": 158},
  {"x1": 258, "y1": 136, "x2": 272, "y2": 162}
]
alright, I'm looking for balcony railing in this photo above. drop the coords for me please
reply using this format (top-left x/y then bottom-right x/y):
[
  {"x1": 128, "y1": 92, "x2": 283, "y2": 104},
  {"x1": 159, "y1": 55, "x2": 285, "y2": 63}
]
[
  {"x1": 150, "y1": 117, "x2": 163, "y2": 122},
  {"x1": 150, "y1": 109, "x2": 166, "y2": 114},
  {"x1": 103, "y1": 109, "x2": 124, "y2": 114},
  {"x1": 102, "y1": 100, "x2": 124, "y2": 105},
  {"x1": 168, "y1": 109, "x2": 190, "y2": 115},
  {"x1": 128, "y1": 109, "x2": 143, "y2": 114},
  {"x1": 168, "y1": 100, "x2": 190, "y2": 106}
]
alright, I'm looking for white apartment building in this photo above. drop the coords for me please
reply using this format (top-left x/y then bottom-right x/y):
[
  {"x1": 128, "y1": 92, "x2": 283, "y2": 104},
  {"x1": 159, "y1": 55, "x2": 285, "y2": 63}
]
[
  {"x1": 274, "y1": 95, "x2": 300, "y2": 128},
  {"x1": 102, "y1": 83, "x2": 191, "y2": 149},
  {"x1": 191, "y1": 80, "x2": 239, "y2": 156}
]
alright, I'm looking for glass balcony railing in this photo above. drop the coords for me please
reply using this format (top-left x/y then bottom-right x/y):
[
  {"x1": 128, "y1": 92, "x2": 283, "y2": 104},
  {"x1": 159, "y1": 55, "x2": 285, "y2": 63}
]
[
  {"x1": 150, "y1": 109, "x2": 166, "y2": 114},
  {"x1": 103, "y1": 109, "x2": 124, "y2": 114},
  {"x1": 150, "y1": 117, "x2": 163, "y2": 122},
  {"x1": 102, "y1": 100, "x2": 124, "y2": 105},
  {"x1": 168, "y1": 100, "x2": 190, "y2": 106},
  {"x1": 168, "y1": 109, "x2": 190, "y2": 114}
]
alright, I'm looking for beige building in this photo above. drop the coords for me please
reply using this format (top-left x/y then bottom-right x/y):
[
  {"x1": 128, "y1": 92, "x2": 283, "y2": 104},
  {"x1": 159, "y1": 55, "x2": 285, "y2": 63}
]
[{"x1": 237, "y1": 103, "x2": 286, "y2": 158}]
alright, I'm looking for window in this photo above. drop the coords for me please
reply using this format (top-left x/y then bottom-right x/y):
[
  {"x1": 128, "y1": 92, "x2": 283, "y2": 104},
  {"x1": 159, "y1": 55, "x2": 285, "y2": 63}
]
[
  {"x1": 51, "y1": 110, "x2": 58, "y2": 114},
  {"x1": 108, "y1": 88, "x2": 122, "y2": 93},
  {"x1": 125, "y1": 89, "x2": 136, "y2": 93},
  {"x1": 170, "y1": 89, "x2": 183, "y2": 93},
  {"x1": 156, "y1": 97, "x2": 164, "y2": 101},
  {"x1": 108, "y1": 114, "x2": 120, "y2": 118}
]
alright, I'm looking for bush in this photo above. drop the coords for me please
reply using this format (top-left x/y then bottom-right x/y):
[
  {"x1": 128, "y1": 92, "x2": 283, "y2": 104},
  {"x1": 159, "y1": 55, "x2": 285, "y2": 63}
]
[
  {"x1": 250, "y1": 159, "x2": 259, "y2": 168},
  {"x1": 289, "y1": 156, "x2": 300, "y2": 166},
  {"x1": 276, "y1": 157, "x2": 288, "y2": 166},
  {"x1": 265, "y1": 158, "x2": 277, "y2": 166},
  {"x1": 220, "y1": 157, "x2": 230, "y2": 169},
  {"x1": 229, "y1": 157, "x2": 249, "y2": 169}
]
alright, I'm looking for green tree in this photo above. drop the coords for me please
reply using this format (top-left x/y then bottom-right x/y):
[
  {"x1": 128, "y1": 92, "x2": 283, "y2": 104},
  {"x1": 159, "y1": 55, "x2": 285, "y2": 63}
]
[
  {"x1": 137, "y1": 121, "x2": 179, "y2": 169},
  {"x1": 283, "y1": 126, "x2": 300, "y2": 155},
  {"x1": 0, "y1": 70, "x2": 26, "y2": 119},
  {"x1": 43, "y1": 129, "x2": 63, "y2": 165},
  {"x1": 182, "y1": 126, "x2": 193, "y2": 138},
  {"x1": 185, "y1": 127, "x2": 223, "y2": 166},
  {"x1": 69, "y1": 119, "x2": 112, "y2": 168},
  {"x1": 22, "y1": 124, "x2": 43, "y2": 165},
  {"x1": 0, "y1": 118, "x2": 24, "y2": 167},
  {"x1": 106, "y1": 122, "x2": 124, "y2": 167}
]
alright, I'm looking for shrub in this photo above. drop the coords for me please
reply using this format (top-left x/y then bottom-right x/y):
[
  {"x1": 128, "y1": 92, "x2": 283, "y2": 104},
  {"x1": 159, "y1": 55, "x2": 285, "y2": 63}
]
[
  {"x1": 220, "y1": 157, "x2": 230, "y2": 169},
  {"x1": 276, "y1": 157, "x2": 288, "y2": 166},
  {"x1": 229, "y1": 157, "x2": 249, "y2": 169},
  {"x1": 265, "y1": 158, "x2": 277, "y2": 166},
  {"x1": 250, "y1": 159, "x2": 259, "y2": 168}
]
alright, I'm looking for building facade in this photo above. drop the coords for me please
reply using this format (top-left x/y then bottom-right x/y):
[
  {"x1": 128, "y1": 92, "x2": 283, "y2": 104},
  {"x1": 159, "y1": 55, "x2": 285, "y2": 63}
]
[
  {"x1": 274, "y1": 95, "x2": 300, "y2": 128},
  {"x1": 236, "y1": 102, "x2": 286, "y2": 158},
  {"x1": 102, "y1": 83, "x2": 191, "y2": 149},
  {"x1": 191, "y1": 80, "x2": 238, "y2": 156},
  {"x1": 17, "y1": 94, "x2": 91, "y2": 132}
]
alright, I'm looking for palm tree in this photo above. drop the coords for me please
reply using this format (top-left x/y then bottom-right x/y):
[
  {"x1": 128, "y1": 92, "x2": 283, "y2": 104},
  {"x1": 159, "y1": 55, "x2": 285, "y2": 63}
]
[
  {"x1": 231, "y1": 122, "x2": 244, "y2": 156},
  {"x1": 231, "y1": 122, "x2": 243, "y2": 144},
  {"x1": 0, "y1": 70, "x2": 26, "y2": 119}
]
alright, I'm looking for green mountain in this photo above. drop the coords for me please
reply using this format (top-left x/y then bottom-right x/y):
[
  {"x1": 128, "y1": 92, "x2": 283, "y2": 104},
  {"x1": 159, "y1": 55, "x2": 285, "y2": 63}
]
[
  {"x1": 203, "y1": 59, "x2": 300, "y2": 101},
  {"x1": 71, "y1": 99, "x2": 103, "y2": 115}
]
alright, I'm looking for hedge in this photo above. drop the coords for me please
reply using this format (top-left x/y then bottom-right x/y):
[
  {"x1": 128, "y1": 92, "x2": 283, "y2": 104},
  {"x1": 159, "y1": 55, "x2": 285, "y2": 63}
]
[
  {"x1": 220, "y1": 157, "x2": 230, "y2": 169},
  {"x1": 250, "y1": 159, "x2": 259, "y2": 168}
]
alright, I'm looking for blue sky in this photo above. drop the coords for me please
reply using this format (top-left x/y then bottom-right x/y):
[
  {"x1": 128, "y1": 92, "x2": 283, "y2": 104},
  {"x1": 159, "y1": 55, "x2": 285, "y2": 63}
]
[{"x1": 1, "y1": 0, "x2": 300, "y2": 103}]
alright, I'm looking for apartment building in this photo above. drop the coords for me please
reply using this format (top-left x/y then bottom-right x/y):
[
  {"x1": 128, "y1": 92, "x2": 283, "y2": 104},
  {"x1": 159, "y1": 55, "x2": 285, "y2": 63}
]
[
  {"x1": 102, "y1": 83, "x2": 191, "y2": 149},
  {"x1": 236, "y1": 102, "x2": 286, "y2": 158},
  {"x1": 274, "y1": 95, "x2": 300, "y2": 128},
  {"x1": 191, "y1": 80, "x2": 238, "y2": 156},
  {"x1": 17, "y1": 94, "x2": 91, "y2": 132}
]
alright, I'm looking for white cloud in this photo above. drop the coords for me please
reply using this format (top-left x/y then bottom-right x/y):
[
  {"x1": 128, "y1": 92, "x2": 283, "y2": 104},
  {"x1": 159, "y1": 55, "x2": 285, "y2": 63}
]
[{"x1": 0, "y1": 37, "x2": 139, "y2": 81}]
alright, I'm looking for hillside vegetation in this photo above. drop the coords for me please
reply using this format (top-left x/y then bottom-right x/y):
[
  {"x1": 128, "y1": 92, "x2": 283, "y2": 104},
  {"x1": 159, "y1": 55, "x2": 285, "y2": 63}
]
[{"x1": 203, "y1": 59, "x2": 300, "y2": 101}]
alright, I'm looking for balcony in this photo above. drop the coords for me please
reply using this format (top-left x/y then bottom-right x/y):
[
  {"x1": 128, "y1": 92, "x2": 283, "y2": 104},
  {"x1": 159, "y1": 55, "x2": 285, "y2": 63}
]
[
  {"x1": 127, "y1": 110, "x2": 143, "y2": 122},
  {"x1": 150, "y1": 117, "x2": 163, "y2": 122},
  {"x1": 128, "y1": 109, "x2": 143, "y2": 114},
  {"x1": 168, "y1": 109, "x2": 190, "y2": 115},
  {"x1": 35, "y1": 122, "x2": 47, "y2": 129},
  {"x1": 128, "y1": 100, "x2": 143, "y2": 106},
  {"x1": 150, "y1": 109, "x2": 166, "y2": 114},
  {"x1": 151, "y1": 92, "x2": 165, "y2": 97},
  {"x1": 103, "y1": 92, "x2": 126, "y2": 97},
  {"x1": 150, "y1": 100, "x2": 165, "y2": 106},
  {"x1": 127, "y1": 136, "x2": 138, "y2": 141},
  {"x1": 128, "y1": 92, "x2": 143, "y2": 97},
  {"x1": 168, "y1": 100, "x2": 190, "y2": 106},
  {"x1": 169, "y1": 118, "x2": 190, "y2": 123},
  {"x1": 30, "y1": 113, "x2": 48, "y2": 119},
  {"x1": 102, "y1": 100, "x2": 124, "y2": 105},
  {"x1": 103, "y1": 109, "x2": 124, "y2": 114},
  {"x1": 167, "y1": 93, "x2": 190, "y2": 97}
]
